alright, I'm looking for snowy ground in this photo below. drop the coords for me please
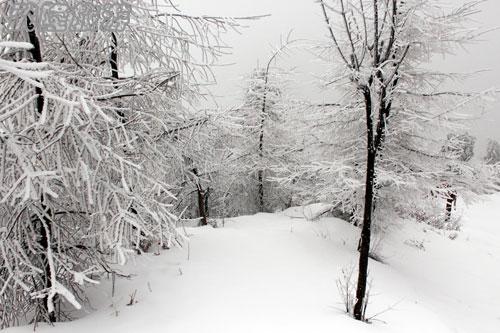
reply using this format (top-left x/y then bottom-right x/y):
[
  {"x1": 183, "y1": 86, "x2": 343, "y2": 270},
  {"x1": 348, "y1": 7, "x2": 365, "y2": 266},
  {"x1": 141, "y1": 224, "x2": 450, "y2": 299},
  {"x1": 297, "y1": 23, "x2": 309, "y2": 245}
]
[{"x1": 6, "y1": 195, "x2": 500, "y2": 333}]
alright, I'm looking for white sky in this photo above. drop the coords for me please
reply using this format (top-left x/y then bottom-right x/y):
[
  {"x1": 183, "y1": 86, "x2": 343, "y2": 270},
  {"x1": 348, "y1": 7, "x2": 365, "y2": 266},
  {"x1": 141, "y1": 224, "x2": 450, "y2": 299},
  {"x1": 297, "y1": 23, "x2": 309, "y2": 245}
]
[{"x1": 179, "y1": 0, "x2": 500, "y2": 153}]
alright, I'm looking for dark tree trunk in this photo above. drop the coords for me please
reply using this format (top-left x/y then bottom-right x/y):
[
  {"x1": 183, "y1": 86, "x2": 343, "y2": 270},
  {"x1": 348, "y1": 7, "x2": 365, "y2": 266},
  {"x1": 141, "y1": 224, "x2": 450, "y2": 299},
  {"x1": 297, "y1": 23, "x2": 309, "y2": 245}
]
[
  {"x1": 445, "y1": 198, "x2": 452, "y2": 221},
  {"x1": 27, "y1": 16, "x2": 44, "y2": 112},
  {"x1": 257, "y1": 169, "x2": 264, "y2": 212},
  {"x1": 192, "y1": 168, "x2": 208, "y2": 226},
  {"x1": 257, "y1": 100, "x2": 266, "y2": 212},
  {"x1": 445, "y1": 191, "x2": 457, "y2": 222},
  {"x1": 257, "y1": 71, "x2": 270, "y2": 213},
  {"x1": 353, "y1": 149, "x2": 375, "y2": 320},
  {"x1": 110, "y1": 33, "x2": 119, "y2": 80},
  {"x1": 37, "y1": 203, "x2": 56, "y2": 323},
  {"x1": 197, "y1": 187, "x2": 207, "y2": 226},
  {"x1": 110, "y1": 32, "x2": 125, "y2": 121},
  {"x1": 27, "y1": 15, "x2": 56, "y2": 323},
  {"x1": 353, "y1": 88, "x2": 376, "y2": 321},
  {"x1": 204, "y1": 187, "x2": 210, "y2": 217}
]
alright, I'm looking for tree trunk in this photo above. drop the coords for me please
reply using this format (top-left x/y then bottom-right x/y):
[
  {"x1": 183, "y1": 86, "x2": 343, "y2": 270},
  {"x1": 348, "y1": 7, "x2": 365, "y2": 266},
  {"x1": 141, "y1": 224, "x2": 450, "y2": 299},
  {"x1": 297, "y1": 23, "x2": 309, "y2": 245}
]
[
  {"x1": 192, "y1": 168, "x2": 208, "y2": 226},
  {"x1": 27, "y1": 15, "x2": 56, "y2": 323},
  {"x1": 27, "y1": 16, "x2": 44, "y2": 111},
  {"x1": 257, "y1": 71, "x2": 270, "y2": 212},
  {"x1": 110, "y1": 33, "x2": 119, "y2": 80},
  {"x1": 353, "y1": 148, "x2": 376, "y2": 320},
  {"x1": 257, "y1": 169, "x2": 264, "y2": 212},
  {"x1": 204, "y1": 187, "x2": 210, "y2": 217},
  {"x1": 257, "y1": 102, "x2": 266, "y2": 212},
  {"x1": 110, "y1": 32, "x2": 125, "y2": 121},
  {"x1": 197, "y1": 187, "x2": 207, "y2": 226},
  {"x1": 445, "y1": 191, "x2": 456, "y2": 222},
  {"x1": 38, "y1": 203, "x2": 56, "y2": 323},
  {"x1": 353, "y1": 87, "x2": 376, "y2": 321}
]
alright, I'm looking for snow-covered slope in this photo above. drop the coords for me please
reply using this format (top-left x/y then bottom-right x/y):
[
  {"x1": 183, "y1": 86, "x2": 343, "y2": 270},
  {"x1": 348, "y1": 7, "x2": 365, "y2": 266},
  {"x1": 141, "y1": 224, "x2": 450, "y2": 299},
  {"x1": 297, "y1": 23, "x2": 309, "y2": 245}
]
[{"x1": 5, "y1": 195, "x2": 500, "y2": 333}]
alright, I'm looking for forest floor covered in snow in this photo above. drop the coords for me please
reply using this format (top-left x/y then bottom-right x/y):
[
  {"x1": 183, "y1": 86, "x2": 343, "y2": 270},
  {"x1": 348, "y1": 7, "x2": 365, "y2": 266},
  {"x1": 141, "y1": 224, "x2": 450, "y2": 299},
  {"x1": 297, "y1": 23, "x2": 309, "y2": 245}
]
[{"x1": 6, "y1": 195, "x2": 500, "y2": 333}]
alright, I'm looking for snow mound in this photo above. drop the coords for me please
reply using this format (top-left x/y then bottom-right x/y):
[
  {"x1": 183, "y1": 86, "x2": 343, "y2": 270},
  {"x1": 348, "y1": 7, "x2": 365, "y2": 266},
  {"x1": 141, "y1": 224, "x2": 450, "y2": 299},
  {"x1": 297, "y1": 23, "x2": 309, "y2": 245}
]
[{"x1": 282, "y1": 202, "x2": 333, "y2": 220}]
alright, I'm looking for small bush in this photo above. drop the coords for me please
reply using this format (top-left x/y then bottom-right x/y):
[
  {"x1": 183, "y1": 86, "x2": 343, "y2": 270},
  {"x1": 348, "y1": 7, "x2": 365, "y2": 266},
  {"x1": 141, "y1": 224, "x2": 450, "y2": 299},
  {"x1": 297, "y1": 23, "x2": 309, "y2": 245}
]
[{"x1": 336, "y1": 266, "x2": 371, "y2": 321}]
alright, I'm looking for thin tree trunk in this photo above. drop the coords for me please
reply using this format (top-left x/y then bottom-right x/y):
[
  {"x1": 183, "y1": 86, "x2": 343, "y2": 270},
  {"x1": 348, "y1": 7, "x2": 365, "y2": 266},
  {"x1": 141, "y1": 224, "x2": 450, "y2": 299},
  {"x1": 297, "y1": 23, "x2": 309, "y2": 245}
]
[
  {"x1": 110, "y1": 32, "x2": 125, "y2": 120},
  {"x1": 353, "y1": 149, "x2": 375, "y2": 320},
  {"x1": 204, "y1": 187, "x2": 210, "y2": 217},
  {"x1": 38, "y1": 202, "x2": 55, "y2": 323},
  {"x1": 27, "y1": 14, "x2": 56, "y2": 323},
  {"x1": 110, "y1": 33, "x2": 119, "y2": 80},
  {"x1": 257, "y1": 92, "x2": 267, "y2": 212},
  {"x1": 353, "y1": 87, "x2": 375, "y2": 321},
  {"x1": 27, "y1": 16, "x2": 43, "y2": 111},
  {"x1": 257, "y1": 66, "x2": 272, "y2": 213}
]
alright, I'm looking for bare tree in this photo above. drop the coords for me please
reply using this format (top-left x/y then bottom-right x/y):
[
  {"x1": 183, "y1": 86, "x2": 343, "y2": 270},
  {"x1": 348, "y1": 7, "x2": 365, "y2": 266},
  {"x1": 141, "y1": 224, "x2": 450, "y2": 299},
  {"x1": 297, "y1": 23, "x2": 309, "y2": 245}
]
[{"x1": 316, "y1": 0, "x2": 488, "y2": 321}]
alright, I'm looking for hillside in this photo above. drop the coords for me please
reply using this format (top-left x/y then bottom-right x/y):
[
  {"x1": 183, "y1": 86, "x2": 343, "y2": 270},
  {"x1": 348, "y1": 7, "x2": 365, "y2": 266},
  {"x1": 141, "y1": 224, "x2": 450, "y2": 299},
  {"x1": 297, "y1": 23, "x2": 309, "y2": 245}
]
[{"x1": 5, "y1": 195, "x2": 500, "y2": 333}]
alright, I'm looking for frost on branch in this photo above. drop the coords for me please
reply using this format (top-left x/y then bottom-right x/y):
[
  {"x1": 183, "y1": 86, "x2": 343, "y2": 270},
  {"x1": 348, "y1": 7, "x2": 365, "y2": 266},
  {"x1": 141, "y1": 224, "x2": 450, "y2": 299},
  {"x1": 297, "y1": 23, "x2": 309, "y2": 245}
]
[
  {"x1": 287, "y1": 0, "x2": 494, "y2": 228},
  {"x1": 0, "y1": 0, "x2": 248, "y2": 327}
]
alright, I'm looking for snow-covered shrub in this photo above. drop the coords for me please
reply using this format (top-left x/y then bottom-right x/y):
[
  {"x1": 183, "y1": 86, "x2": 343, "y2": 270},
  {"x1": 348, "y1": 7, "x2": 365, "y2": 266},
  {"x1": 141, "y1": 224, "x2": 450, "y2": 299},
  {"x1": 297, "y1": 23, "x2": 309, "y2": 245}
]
[
  {"x1": 483, "y1": 140, "x2": 500, "y2": 191},
  {"x1": 442, "y1": 132, "x2": 476, "y2": 163},
  {"x1": 336, "y1": 266, "x2": 356, "y2": 315},
  {"x1": 404, "y1": 239, "x2": 426, "y2": 251},
  {"x1": 484, "y1": 139, "x2": 500, "y2": 165}
]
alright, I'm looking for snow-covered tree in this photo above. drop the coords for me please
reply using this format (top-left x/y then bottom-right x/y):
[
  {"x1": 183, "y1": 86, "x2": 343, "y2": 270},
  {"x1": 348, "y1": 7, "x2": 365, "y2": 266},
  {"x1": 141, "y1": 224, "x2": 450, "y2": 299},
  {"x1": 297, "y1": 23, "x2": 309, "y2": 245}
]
[
  {"x1": 483, "y1": 139, "x2": 500, "y2": 191},
  {"x1": 435, "y1": 132, "x2": 476, "y2": 221},
  {"x1": 238, "y1": 66, "x2": 286, "y2": 212},
  {"x1": 162, "y1": 111, "x2": 232, "y2": 225},
  {"x1": 442, "y1": 132, "x2": 476, "y2": 162},
  {"x1": 314, "y1": 0, "x2": 491, "y2": 321},
  {"x1": 215, "y1": 38, "x2": 299, "y2": 215},
  {"x1": 0, "y1": 1, "x2": 249, "y2": 327},
  {"x1": 484, "y1": 139, "x2": 500, "y2": 165}
]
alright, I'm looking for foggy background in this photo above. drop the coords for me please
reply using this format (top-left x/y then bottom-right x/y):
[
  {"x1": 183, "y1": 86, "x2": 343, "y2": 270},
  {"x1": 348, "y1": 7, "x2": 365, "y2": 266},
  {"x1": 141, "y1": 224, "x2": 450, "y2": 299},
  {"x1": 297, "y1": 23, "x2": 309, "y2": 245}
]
[{"x1": 180, "y1": 0, "x2": 500, "y2": 157}]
